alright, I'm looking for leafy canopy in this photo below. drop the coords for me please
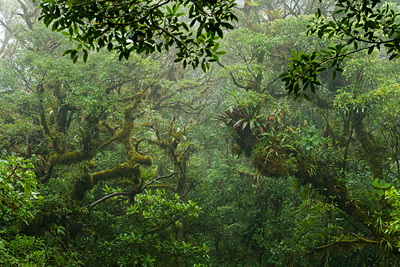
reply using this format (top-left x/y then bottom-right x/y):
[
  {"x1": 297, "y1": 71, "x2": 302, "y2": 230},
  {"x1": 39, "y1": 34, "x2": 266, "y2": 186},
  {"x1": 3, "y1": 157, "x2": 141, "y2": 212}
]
[
  {"x1": 280, "y1": 0, "x2": 400, "y2": 98},
  {"x1": 36, "y1": 0, "x2": 237, "y2": 71}
]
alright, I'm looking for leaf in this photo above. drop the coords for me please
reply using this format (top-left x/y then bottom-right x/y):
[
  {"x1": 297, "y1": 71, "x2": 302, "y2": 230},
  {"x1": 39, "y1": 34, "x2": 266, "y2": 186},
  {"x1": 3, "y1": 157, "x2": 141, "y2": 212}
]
[
  {"x1": 70, "y1": 50, "x2": 77, "y2": 59},
  {"x1": 368, "y1": 46, "x2": 374, "y2": 54},
  {"x1": 216, "y1": 28, "x2": 224, "y2": 38},
  {"x1": 233, "y1": 119, "x2": 244, "y2": 128},
  {"x1": 107, "y1": 42, "x2": 113, "y2": 51},
  {"x1": 173, "y1": 3, "x2": 180, "y2": 13},
  {"x1": 62, "y1": 49, "x2": 74, "y2": 56},
  {"x1": 315, "y1": 8, "x2": 321, "y2": 18},
  {"x1": 83, "y1": 49, "x2": 88, "y2": 62},
  {"x1": 213, "y1": 42, "x2": 220, "y2": 52},
  {"x1": 242, "y1": 121, "x2": 249, "y2": 130},
  {"x1": 301, "y1": 54, "x2": 309, "y2": 61},
  {"x1": 201, "y1": 62, "x2": 206, "y2": 73},
  {"x1": 221, "y1": 22, "x2": 234, "y2": 30}
]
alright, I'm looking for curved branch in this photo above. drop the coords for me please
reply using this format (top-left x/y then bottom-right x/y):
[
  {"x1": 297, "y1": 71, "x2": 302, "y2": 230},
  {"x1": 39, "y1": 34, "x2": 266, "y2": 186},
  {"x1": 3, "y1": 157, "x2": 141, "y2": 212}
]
[
  {"x1": 143, "y1": 171, "x2": 180, "y2": 189},
  {"x1": 88, "y1": 191, "x2": 132, "y2": 209}
]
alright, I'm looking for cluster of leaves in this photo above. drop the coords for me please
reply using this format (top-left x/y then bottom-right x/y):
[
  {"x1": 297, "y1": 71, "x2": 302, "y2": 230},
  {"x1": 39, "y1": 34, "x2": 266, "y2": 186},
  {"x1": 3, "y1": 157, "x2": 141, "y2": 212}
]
[
  {"x1": 0, "y1": 234, "x2": 81, "y2": 266},
  {"x1": 218, "y1": 104, "x2": 267, "y2": 135},
  {"x1": 93, "y1": 190, "x2": 208, "y2": 266},
  {"x1": 280, "y1": 0, "x2": 400, "y2": 97},
  {"x1": 38, "y1": 0, "x2": 237, "y2": 69},
  {"x1": 0, "y1": 156, "x2": 81, "y2": 266},
  {"x1": 0, "y1": 156, "x2": 40, "y2": 228},
  {"x1": 280, "y1": 50, "x2": 324, "y2": 100}
]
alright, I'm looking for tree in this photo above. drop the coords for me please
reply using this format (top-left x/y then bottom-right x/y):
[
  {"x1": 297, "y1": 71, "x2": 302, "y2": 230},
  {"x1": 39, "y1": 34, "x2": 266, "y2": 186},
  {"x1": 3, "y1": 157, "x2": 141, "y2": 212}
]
[
  {"x1": 36, "y1": 0, "x2": 237, "y2": 70},
  {"x1": 1, "y1": 1, "x2": 218, "y2": 265},
  {"x1": 215, "y1": 2, "x2": 400, "y2": 264},
  {"x1": 280, "y1": 0, "x2": 400, "y2": 98},
  {"x1": 7, "y1": 0, "x2": 400, "y2": 265}
]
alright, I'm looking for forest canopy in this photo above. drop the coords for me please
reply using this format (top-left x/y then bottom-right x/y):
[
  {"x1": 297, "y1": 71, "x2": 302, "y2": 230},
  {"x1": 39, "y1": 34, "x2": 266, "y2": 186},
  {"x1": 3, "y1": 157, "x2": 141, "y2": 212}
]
[{"x1": 2, "y1": 0, "x2": 400, "y2": 266}]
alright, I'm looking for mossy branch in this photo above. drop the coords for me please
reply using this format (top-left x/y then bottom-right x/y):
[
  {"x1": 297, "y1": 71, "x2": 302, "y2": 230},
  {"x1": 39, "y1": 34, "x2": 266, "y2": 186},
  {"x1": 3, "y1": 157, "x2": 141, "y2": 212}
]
[
  {"x1": 98, "y1": 90, "x2": 145, "y2": 151},
  {"x1": 49, "y1": 150, "x2": 98, "y2": 165},
  {"x1": 92, "y1": 163, "x2": 141, "y2": 184},
  {"x1": 126, "y1": 144, "x2": 152, "y2": 166},
  {"x1": 71, "y1": 90, "x2": 151, "y2": 199}
]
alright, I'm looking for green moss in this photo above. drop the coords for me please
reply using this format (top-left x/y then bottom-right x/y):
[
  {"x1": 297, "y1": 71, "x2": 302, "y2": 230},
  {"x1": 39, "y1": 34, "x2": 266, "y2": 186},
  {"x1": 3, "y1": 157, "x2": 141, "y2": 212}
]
[
  {"x1": 253, "y1": 150, "x2": 288, "y2": 177},
  {"x1": 98, "y1": 91, "x2": 145, "y2": 150},
  {"x1": 92, "y1": 163, "x2": 141, "y2": 184},
  {"x1": 122, "y1": 90, "x2": 145, "y2": 103},
  {"x1": 88, "y1": 160, "x2": 97, "y2": 168},
  {"x1": 69, "y1": 90, "x2": 151, "y2": 198},
  {"x1": 127, "y1": 146, "x2": 152, "y2": 166},
  {"x1": 252, "y1": 140, "x2": 296, "y2": 178}
]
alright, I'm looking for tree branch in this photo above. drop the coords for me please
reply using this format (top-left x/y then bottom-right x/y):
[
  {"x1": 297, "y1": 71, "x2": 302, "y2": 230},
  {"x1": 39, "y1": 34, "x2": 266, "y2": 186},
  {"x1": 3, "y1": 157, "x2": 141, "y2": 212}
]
[
  {"x1": 143, "y1": 171, "x2": 180, "y2": 189},
  {"x1": 217, "y1": 61, "x2": 253, "y2": 90},
  {"x1": 88, "y1": 191, "x2": 132, "y2": 209}
]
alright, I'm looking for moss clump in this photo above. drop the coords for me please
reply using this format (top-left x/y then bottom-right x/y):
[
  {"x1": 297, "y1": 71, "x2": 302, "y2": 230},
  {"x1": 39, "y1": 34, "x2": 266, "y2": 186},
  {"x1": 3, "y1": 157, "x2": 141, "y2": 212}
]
[
  {"x1": 49, "y1": 150, "x2": 98, "y2": 166},
  {"x1": 293, "y1": 157, "x2": 313, "y2": 185},
  {"x1": 88, "y1": 160, "x2": 97, "y2": 169},
  {"x1": 253, "y1": 149, "x2": 287, "y2": 177},
  {"x1": 99, "y1": 121, "x2": 133, "y2": 149},
  {"x1": 92, "y1": 162, "x2": 141, "y2": 184},
  {"x1": 252, "y1": 140, "x2": 296, "y2": 178},
  {"x1": 128, "y1": 146, "x2": 152, "y2": 166}
]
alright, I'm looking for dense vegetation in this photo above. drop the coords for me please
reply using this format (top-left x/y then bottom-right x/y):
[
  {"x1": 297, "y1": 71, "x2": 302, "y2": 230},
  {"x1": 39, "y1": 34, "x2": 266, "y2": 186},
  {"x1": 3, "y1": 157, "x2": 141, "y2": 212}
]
[{"x1": 2, "y1": 0, "x2": 400, "y2": 266}]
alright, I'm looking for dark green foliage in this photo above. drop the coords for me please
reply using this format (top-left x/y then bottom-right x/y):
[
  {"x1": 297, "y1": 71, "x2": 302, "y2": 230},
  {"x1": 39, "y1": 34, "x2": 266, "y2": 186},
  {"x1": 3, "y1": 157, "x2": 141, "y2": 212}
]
[
  {"x1": 4, "y1": 0, "x2": 400, "y2": 265},
  {"x1": 38, "y1": 0, "x2": 237, "y2": 70},
  {"x1": 252, "y1": 133, "x2": 297, "y2": 177},
  {"x1": 281, "y1": 0, "x2": 400, "y2": 97},
  {"x1": 218, "y1": 103, "x2": 268, "y2": 156}
]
